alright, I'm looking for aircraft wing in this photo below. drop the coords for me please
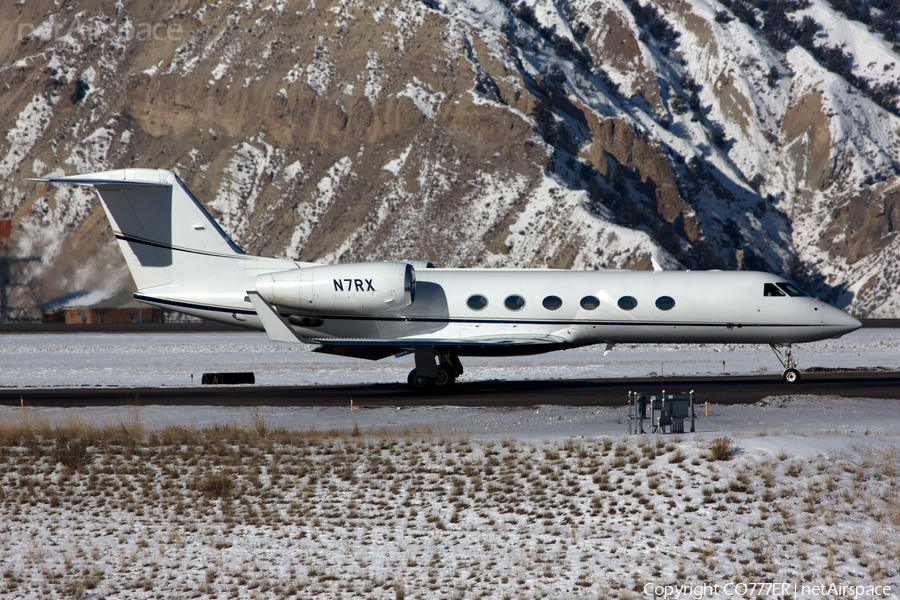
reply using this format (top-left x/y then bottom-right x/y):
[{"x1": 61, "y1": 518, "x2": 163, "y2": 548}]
[
  {"x1": 247, "y1": 291, "x2": 567, "y2": 360},
  {"x1": 311, "y1": 335, "x2": 568, "y2": 360}
]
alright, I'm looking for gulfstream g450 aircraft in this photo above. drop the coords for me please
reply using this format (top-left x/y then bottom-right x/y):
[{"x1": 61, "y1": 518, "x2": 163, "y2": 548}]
[{"x1": 30, "y1": 169, "x2": 861, "y2": 390}]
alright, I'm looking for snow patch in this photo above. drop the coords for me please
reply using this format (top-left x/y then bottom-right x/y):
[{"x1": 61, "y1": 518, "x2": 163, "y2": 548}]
[
  {"x1": 285, "y1": 156, "x2": 354, "y2": 259},
  {"x1": 0, "y1": 94, "x2": 57, "y2": 177},
  {"x1": 211, "y1": 138, "x2": 280, "y2": 241},
  {"x1": 283, "y1": 159, "x2": 303, "y2": 181},
  {"x1": 306, "y1": 44, "x2": 334, "y2": 96},
  {"x1": 364, "y1": 50, "x2": 384, "y2": 105},
  {"x1": 383, "y1": 145, "x2": 412, "y2": 175},
  {"x1": 397, "y1": 79, "x2": 445, "y2": 119}
]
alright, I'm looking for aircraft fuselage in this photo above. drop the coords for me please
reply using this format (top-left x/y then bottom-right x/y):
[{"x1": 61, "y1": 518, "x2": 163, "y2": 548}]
[{"x1": 136, "y1": 268, "x2": 859, "y2": 351}]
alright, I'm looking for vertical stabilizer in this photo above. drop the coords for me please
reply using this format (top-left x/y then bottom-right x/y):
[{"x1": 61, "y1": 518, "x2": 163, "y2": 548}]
[{"x1": 28, "y1": 169, "x2": 250, "y2": 290}]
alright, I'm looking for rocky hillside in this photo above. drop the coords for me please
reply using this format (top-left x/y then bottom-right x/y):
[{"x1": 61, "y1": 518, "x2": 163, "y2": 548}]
[{"x1": 1, "y1": 0, "x2": 899, "y2": 316}]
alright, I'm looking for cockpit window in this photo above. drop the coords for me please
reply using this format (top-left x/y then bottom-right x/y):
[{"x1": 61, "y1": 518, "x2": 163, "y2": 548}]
[
  {"x1": 764, "y1": 283, "x2": 785, "y2": 297},
  {"x1": 776, "y1": 282, "x2": 807, "y2": 297}
]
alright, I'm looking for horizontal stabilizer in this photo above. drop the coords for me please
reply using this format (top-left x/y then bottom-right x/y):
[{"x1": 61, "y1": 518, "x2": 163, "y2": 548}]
[{"x1": 25, "y1": 177, "x2": 169, "y2": 189}]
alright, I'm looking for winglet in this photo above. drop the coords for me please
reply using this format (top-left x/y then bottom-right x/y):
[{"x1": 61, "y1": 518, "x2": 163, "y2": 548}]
[
  {"x1": 247, "y1": 291, "x2": 317, "y2": 345},
  {"x1": 651, "y1": 257, "x2": 664, "y2": 272}
]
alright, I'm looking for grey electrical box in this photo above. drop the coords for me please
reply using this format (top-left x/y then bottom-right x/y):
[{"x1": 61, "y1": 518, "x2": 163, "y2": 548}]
[
  {"x1": 650, "y1": 395, "x2": 670, "y2": 428},
  {"x1": 629, "y1": 390, "x2": 696, "y2": 434}
]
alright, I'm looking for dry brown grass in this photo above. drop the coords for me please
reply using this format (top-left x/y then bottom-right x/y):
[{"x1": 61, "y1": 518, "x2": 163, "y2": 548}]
[
  {"x1": 0, "y1": 410, "x2": 143, "y2": 448},
  {"x1": 0, "y1": 410, "x2": 436, "y2": 450},
  {"x1": 707, "y1": 436, "x2": 735, "y2": 461},
  {"x1": 195, "y1": 470, "x2": 236, "y2": 499}
]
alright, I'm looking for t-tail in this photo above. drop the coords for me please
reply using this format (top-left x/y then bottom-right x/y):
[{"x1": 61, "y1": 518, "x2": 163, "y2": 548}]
[
  {"x1": 28, "y1": 168, "x2": 299, "y2": 323},
  {"x1": 33, "y1": 169, "x2": 256, "y2": 287}
]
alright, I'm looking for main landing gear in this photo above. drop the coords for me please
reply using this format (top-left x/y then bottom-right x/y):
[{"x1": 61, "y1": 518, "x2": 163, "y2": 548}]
[
  {"x1": 407, "y1": 352, "x2": 463, "y2": 392},
  {"x1": 769, "y1": 343, "x2": 801, "y2": 384}
]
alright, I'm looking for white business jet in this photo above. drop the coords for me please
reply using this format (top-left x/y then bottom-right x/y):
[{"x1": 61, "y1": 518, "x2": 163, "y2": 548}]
[{"x1": 29, "y1": 169, "x2": 861, "y2": 390}]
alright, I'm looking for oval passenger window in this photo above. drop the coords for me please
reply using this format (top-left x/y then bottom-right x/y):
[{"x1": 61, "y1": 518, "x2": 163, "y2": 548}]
[
  {"x1": 542, "y1": 296, "x2": 563, "y2": 310},
  {"x1": 504, "y1": 295, "x2": 526, "y2": 311},
  {"x1": 580, "y1": 296, "x2": 600, "y2": 310},
  {"x1": 655, "y1": 296, "x2": 675, "y2": 311},
  {"x1": 618, "y1": 296, "x2": 638, "y2": 310},
  {"x1": 467, "y1": 295, "x2": 488, "y2": 310}
]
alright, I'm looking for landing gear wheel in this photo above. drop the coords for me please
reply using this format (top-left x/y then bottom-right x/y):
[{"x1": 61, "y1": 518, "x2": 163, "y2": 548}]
[
  {"x1": 407, "y1": 369, "x2": 433, "y2": 391},
  {"x1": 771, "y1": 344, "x2": 801, "y2": 384},
  {"x1": 433, "y1": 366, "x2": 457, "y2": 390},
  {"x1": 783, "y1": 368, "x2": 800, "y2": 384}
]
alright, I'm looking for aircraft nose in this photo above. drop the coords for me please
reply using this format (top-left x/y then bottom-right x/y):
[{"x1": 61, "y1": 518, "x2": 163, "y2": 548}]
[{"x1": 827, "y1": 306, "x2": 862, "y2": 337}]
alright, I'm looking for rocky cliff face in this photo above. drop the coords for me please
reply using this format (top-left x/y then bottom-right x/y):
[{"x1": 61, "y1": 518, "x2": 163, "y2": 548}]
[{"x1": 1, "y1": 0, "x2": 899, "y2": 316}]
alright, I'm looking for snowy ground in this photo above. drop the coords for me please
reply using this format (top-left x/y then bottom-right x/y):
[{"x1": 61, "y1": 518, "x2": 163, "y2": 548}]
[
  {"x1": 1, "y1": 329, "x2": 899, "y2": 599},
  {"x1": 1, "y1": 397, "x2": 899, "y2": 600},
  {"x1": 0, "y1": 328, "x2": 897, "y2": 389}
]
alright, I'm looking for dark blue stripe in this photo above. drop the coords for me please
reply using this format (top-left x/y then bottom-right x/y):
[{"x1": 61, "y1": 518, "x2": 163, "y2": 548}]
[{"x1": 134, "y1": 294, "x2": 256, "y2": 315}]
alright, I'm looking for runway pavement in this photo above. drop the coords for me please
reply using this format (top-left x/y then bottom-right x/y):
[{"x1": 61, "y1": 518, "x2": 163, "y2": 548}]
[{"x1": 2, "y1": 371, "x2": 897, "y2": 408}]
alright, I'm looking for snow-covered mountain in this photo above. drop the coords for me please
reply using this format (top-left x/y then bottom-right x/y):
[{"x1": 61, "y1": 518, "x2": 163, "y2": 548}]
[{"x1": 1, "y1": 0, "x2": 898, "y2": 316}]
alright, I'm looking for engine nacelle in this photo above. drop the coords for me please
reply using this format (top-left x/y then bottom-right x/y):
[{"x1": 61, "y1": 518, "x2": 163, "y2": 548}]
[{"x1": 255, "y1": 262, "x2": 415, "y2": 314}]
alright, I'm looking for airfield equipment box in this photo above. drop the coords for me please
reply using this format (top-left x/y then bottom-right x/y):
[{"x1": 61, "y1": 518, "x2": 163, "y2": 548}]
[
  {"x1": 201, "y1": 372, "x2": 255, "y2": 385},
  {"x1": 628, "y1": 390, "x2": 695, "y2": 434}
]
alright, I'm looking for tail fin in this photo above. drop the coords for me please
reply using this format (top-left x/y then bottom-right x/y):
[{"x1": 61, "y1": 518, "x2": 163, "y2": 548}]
[{"x1": 29, "y1": 168, "x2": 250, "y2": 290}]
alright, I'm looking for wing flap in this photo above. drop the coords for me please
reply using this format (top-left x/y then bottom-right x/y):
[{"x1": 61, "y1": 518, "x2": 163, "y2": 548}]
[
  {"x1": 310, "y1": 335, "x2": 568, "y2": 360},
  {"x1": 311, "y1": 335, "x2": 567, "y2": 348}
]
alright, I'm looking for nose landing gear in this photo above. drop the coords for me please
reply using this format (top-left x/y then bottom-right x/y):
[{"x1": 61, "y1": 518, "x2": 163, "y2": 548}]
[{"x1": 769, "y1": 344, "x2": 801, "y2": 383}]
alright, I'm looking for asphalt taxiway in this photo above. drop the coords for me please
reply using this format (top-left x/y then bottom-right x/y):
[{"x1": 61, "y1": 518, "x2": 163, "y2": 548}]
[{"x1": 2, "y1": 371, "x2": 897, "y2": 408}]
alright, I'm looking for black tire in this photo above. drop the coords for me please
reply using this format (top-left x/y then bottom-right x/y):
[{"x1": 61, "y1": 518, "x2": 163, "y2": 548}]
[
  {"x1": 783, "y1": 368, "x2": 800, "y2": 384},
  {"x1": 407, "y1": 369, "x2": 433, "y2": 391},
  {"x1": 433, "y1": 366, "x2": 456, "y2": 389}
]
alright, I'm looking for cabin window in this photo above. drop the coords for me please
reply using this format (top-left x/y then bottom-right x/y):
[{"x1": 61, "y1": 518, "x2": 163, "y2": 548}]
[
  {"x1": 764, "y1": 283, "x2": 785, "y2": 297},
  {"x1": 504, "y1": 295, "x2": 526, "y2": 311},
  {"x1": 618, "y1": 296, "x2": 638, "y2": 311},
  {"x1": 467, "y1": 294, "x2": 488, "y2": 310},
  {"x1": 655, "y1": 296, "x2": 675, "y2": 311},
  {"x1": 542, "y1": 295, "x2": 563, "y2": 310},
  {"x1": 776, "y1": 282, "x2": 807, "y2": 297},
  {"x1": 580, "y1": 296, "x2": 600, "y2": 310}
]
